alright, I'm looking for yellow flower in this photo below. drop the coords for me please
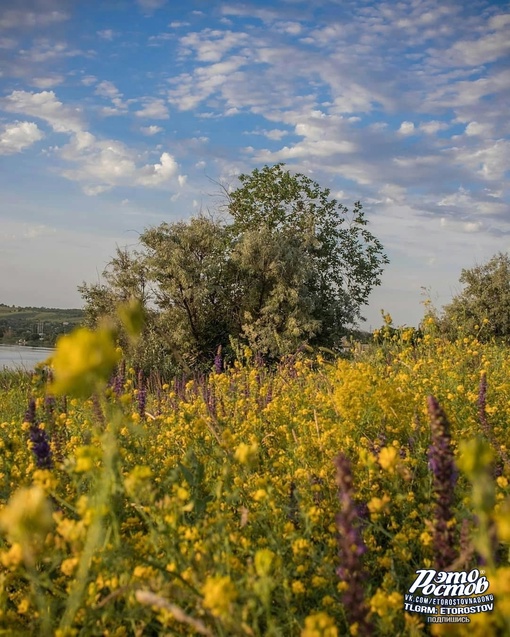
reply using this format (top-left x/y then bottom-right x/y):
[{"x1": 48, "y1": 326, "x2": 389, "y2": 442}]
[
  {"x1": 0, "y1": 542, "x2": 24, "y2": 568},
  {"x1": 202, "y1": 575, "x2": 237, "y2": 619},
  {"x1": 61, "y1": 557, "x2": 79, "y2": 576},
  {"x1": 301, "y1": 612, "x2": 338, "y2": 637},
  {"x1": 367, "y1": 494, "x2": 390, "y2": 515},
  {"x1": 49, "y1": 325, "x2": 120, "y2": 397},
  {"x1": 253, "y1": 489, "x2": 267, "y2": 502},
  {"x1": 124, "y1": 466, "x2": 153, "y2": 498},
  {"x1": 420, "y1": 531, "x2": 432, "y2": 546},
  {"x1": 292, "y1": 538, "x2": 310, "y2": 556},
  {"x1": 0, "y1": 485, "x2": 53, "y2": 545},
  {"x1": 292, "y1": 580, "x2": 306, "y2": 595},
  {"x1": 74, "y1": 446, "x2": 101, "y2": 474},
  {"x1": 254, "y1": 548, "x2": 275, "y2": 577},
  {"x1": 234, "y1": 441, "x2": 259, "y2": 465},
  {"x1": 378, "y1": 446, "x2": 398, "y2": 472}
]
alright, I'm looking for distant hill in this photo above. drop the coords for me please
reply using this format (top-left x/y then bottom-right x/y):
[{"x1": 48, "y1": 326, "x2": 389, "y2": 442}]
[{"x1": 0, "y1": 304, "x2": 84, "y2": 346}]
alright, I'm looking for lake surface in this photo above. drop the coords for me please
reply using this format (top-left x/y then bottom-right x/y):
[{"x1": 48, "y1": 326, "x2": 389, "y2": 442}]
[{"x1": 0, "y1": 345, "x2": 54, "y2": 371}]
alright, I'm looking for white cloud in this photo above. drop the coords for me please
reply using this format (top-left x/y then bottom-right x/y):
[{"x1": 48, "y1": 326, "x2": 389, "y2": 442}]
[
  {"x1": 419, "y1": 120, "x2": 449, "y2": 135},
  {"x1": 94, "y1": 80, "x2": 128, "y2": 114},
  {"x1": 247, "y1": 128, "x2": 289, "y2": 140},
  {"x1": 443, "y1": 29, "x2": 510, "y2": 66},
  {"x1": 59, "y1": 133, "x2": 182, "y2": 193},
  {"x1": 179, "y1": 29, "x2": 249, "y2": 63},
  {"x1": 275, "y1": 21, "x2": 302, "y2": 35},
  {"x1": 1, "y1": 90, "x2": 83, "y2": 133},
  {"x1": 95, "y1": 81, "x2": 120, "y2": 100},
  {"x1": 81, "y1": 75, "x2": 97, "y2": 86},
  {"x1": 0, "y1": 121, "x2": 44, "y2": 155},
  {"x1": 135, "y1": 98, "x2": 169, "y2": 119},
  {"x1": 465, "y1": 121, "x2": 492, "y2": 137},
  {"x1": 488, "y1": 14, "x2": 510, "y2": 30},
  {"x1": 398, "y1": 121, "x2": 415, "y2": 135},
  {"x1": 0, "y1": 89, "x2": 181, "y2": 194},
  {"x1": 30, "y1": 75, "x2": 64, "y2": 88},
  {"x1": 439, "y1": 216, "x2": 483, "y2": 234},
  {"x1": 140, "y1": 125, "x2": 163, "y2": 135},
  {"x1": 137, "y1": 152, "x2": 178, "y2": 186},
  {"x1": 19, "y1": 40, "x2": 83, "y2": 64}
]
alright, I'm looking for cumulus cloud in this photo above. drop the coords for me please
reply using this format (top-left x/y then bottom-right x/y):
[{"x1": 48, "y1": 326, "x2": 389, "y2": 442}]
[
  {"x1": 0, "y1": 121, "x2": 44, "y2": 154},
  {"x1": 1, "y1": 90, "x2": 83, "y2": 132},
  {"x1": 398, "y1": 121, "x2": 415, "y2": 135},
  {"x1": 137, "y1": 152, "x2": 178, "y2": 185},
  {"x1": 60, "y1": 133, "x2": 182, "y2": 194},
  {"x1": 1, "y1": 89, "x2": 181, "y2": 194},
  {"x1": 465, "y1": 121, "x2": 492, "y2": 137}
]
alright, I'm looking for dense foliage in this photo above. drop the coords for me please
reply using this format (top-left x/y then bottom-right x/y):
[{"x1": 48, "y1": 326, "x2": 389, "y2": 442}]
[
  {"x1": 0, "y1": 312, "x2": 509, "y2": 635},
  {"x1": 79, "y1": 164, "x2": 388, "y2": 373},
  {"x1": 440, "y1": 252, "x2": 510, "y2": 341}
]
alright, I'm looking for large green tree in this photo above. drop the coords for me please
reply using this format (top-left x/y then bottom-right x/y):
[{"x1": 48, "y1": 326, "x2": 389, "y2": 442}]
[
  {"x1": 440, "y1": 252, "x2": 510, "y2": 340},
  {"x1": 80, "y1": 164, "x2": 389, "y2": 372}
]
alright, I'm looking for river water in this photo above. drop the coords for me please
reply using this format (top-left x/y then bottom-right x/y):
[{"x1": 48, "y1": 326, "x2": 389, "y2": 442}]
[{"x1": 0, "y1": 345, "x2": 54, "y2": 371}]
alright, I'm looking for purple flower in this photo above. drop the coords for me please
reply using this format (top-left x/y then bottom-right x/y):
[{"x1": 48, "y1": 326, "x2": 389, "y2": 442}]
[
  {"x1": 214, "y1": 345, "x2": 223, "y2": 374},
  {"x1": 25, "y1": 399, "x2": 53, "y2": 469},
  {"x1": 334, "y1": 453, "x2": 374, "y2": 636},
  {"x1": 427, "y1": 395, "x2": 457, "y2": 569}
]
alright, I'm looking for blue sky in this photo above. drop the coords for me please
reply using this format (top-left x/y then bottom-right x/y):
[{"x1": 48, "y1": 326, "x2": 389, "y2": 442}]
[{"x1": 0, "y1": 0, "x2": 509, "y2": 329}]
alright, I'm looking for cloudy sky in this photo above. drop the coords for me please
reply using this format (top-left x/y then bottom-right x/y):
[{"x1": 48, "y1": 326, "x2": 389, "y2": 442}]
[{"x1": 0, "y1": 0, "x2": 509, "y2": 328}]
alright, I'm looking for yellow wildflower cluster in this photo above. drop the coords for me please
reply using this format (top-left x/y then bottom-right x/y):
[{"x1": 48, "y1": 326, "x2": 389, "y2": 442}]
[{"x1": 0, "y1": 323, "x2": 509, "y2": 634}]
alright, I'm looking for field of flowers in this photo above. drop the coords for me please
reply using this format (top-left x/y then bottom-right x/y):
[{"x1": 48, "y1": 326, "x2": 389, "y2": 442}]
[{"x1": 0, "y1": 312, "x2": 509, "y2": 636}]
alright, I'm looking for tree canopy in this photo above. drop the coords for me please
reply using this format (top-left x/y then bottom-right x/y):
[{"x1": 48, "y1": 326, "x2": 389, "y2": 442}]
[
  {"x1": 440, "y1": 252, "x2": 510, "y2": 340},
  {"x1": 79, "y1": 164, "x2": 389, "y2": 373}
]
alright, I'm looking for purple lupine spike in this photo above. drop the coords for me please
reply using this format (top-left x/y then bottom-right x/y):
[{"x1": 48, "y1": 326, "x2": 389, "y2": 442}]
[
  {"x1": 44, "y1": 395, "x2": 56, "y2": 416},
  {"x1": 214, "y1": 345, "x2": 223, "y2": 374},
  {"x1": 427, "y1": 395, "x2": 457, "y2": 569},
  {"x1": 25, "y1": 398, "x2": 37, "y2": 425},
  {"x1": 334, "y1": 453, "x2": 374, "y2": 636},
  {"x1": 114, "y1": 359, "x2": 126, "y2": 397},
  {"x1": 29, "y1": 424, "x2": 53, "y2": 469},
  {"x1": 25, "y1": 399, "x2": 53, "y2": 469},
  {"x1": 137, "y1": 370, "x2": 146, "y2": 419}
]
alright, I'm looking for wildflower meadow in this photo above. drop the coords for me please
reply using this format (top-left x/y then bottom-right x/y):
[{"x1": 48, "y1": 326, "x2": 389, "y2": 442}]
[{"x1": 0, "y1": 308, "x2": 509, "y2": 636}]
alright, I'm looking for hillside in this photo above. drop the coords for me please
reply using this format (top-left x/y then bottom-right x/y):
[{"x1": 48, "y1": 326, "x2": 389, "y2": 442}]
[{"x1": 0, "y1": 304, "x2": 84, "y2": 347}]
